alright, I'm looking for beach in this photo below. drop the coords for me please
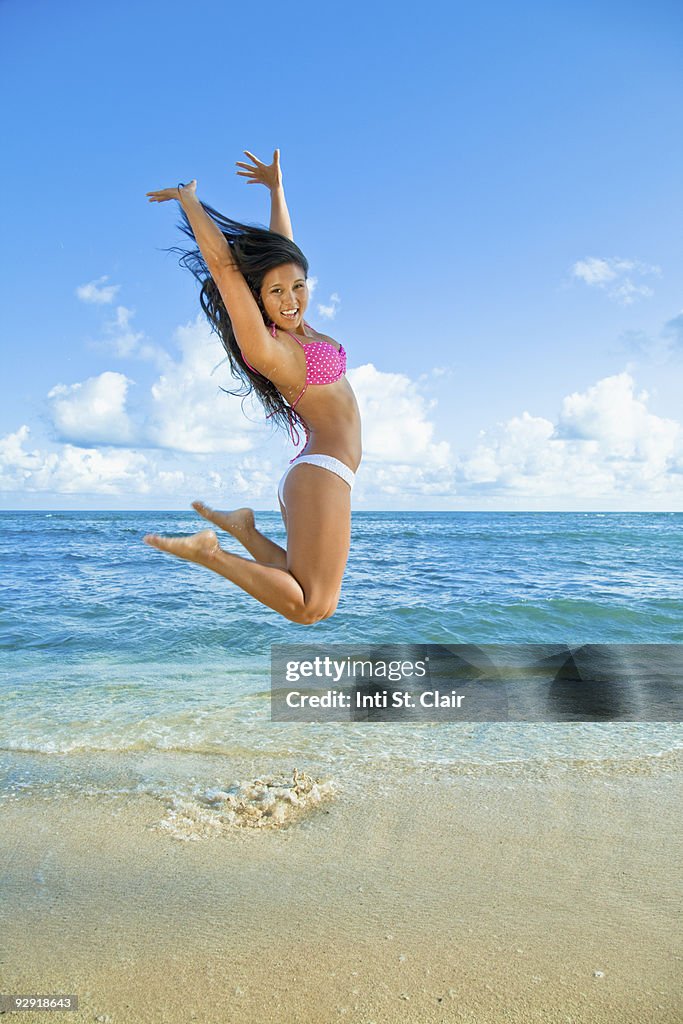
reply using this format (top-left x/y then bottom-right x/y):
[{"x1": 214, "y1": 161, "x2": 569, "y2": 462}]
[{"x1": 2, "y1": 754, "x2": 681, "y2": 1023}]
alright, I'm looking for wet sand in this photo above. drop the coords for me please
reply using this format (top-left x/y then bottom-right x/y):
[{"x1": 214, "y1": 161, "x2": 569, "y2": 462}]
[{"x1": 1, "y1": 763, "x2": 681, "y2": 1023}]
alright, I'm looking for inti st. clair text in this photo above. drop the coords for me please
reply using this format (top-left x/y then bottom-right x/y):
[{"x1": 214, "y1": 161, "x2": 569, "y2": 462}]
[{"x1": 285, "y1": 690, "x2": 466, "y2": 709}]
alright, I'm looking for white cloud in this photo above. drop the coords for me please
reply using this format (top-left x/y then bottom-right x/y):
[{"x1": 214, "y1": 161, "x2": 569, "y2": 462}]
[
  {"x1": 571, "y1": 256, "x2": 661, "y2": 305},
  {"x1": 105, "y1": 305, "x2": 166, "y2": 363},
  {"x1": 48, "y1": 371, "x2": 134, "y2": 445},
  {"x1": 0, "y1": 425, "x2": 40, "y2": 473},
  {"x1": 0, "y1": 426, "x2": 150, "y2": 495},
  {"x1": 76, "y1": 275, "x2": 120, "y2": 304},
  {"x1": 44, "y1": 316, "x2": 276, "y2": 456},
  {"x1": 349, "y1": 363, "x2": 455, "y2": 498},
  {"x1": 462, "y1": 412, "x2": 557, "y2": 486},
  {"x1": 0, "y1": 425, "x2": 282, "y2": 501},
  {"x1": 231, "y1": 455, "x2": 278, "y2": 499},
  {"x1": 317, "y1": 292, "x2": 341, "y2": 320},
  {"x1": 572, "y1": 258, "x2": 619, "y2": 286},
  {"x1": 350, "y1": 364, "x2": 451, "y2": 467},
  {"x1": 459, "y1": 372, "x2": 682, "y2": 498},
  {"x1": 303, "y1": 276, "x2": 340, "y2": 318},
  {"x1": 555, "y1": 373, "x2": 678, "y2": 462},
  {"x1": 77, "y1": 279, "x2": 167, "y2": 364},
  {"x1": 107, "y1": 305, "x2": 143, "y2": 357},
  {"x1": 146, "y1": 316, "x2": 263, "y2": 454}
]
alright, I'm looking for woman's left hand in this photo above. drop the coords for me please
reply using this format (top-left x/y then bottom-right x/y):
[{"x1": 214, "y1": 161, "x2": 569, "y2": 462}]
[{"x1": 235, "y1": 149, "x2": 282, "y2": 191}]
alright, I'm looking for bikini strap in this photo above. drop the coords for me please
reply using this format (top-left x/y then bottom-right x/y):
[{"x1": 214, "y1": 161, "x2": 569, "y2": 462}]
[
  {"x1": 290, "y1": 381, "x2": 308, "y2": 409},
  {"x1": 264, "y1": 405, "x2": 308, "y2": 449},
  {"x1": 242, "y1": 353, "x2": 260, "y2": 375},
  {"x1": 283, "y1": 328, "x2": 309, "y2": 407},
  {"x1": 283, "y1": 328, "x2": 306, "y2": 349}
]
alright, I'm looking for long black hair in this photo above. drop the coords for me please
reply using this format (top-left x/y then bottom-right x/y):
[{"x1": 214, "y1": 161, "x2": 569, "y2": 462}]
[{"x1": 168, "y1": 201, "x2": 310, "y2": 438}]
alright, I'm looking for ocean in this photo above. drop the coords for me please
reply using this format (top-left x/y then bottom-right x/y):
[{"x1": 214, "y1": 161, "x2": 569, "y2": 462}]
[{"x1": 1, "y1": 510, "x2": 681, "y2": 836}]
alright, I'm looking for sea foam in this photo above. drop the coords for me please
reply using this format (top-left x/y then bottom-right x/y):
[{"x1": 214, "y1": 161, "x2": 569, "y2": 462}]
[{"x1": 150, "y1": 769, "x2": 335, "y2": 840}]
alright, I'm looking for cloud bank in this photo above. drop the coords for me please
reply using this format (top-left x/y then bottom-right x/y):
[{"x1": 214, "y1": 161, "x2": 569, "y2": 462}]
[
  {"x1": 459, "y1": 372, "x2": 681, "y2": 501},
  {"x1": 4, "y1": 288, "x2": 683, "y2": 508}
]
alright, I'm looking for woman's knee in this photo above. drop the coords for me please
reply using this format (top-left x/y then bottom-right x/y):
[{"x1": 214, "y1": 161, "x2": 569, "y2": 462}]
[{"x1": 292, "y1": 596, "x2": 338, "y2": 626}]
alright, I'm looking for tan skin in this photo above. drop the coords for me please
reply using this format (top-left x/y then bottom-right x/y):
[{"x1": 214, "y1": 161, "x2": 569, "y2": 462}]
[{"x1": 142, "y1": 152, "x2": 362, "y2": 625}]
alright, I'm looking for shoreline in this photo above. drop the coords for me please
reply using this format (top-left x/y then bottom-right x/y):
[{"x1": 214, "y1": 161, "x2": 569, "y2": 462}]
[{"x1": 1, "y1": 765, "x2": 681, "y2": 1022}]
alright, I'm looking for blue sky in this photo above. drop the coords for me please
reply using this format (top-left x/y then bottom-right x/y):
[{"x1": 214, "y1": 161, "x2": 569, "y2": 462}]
[{"x1": 2, "y1": 0, "x2": 682, "y2": 510}]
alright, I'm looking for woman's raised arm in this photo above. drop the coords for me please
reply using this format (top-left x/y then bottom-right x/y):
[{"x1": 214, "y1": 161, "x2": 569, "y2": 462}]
[
  {"x1": 146, "y1": 180, "x2": 277, "y2": 367},
  {"x1": 235, "y1": 149, "x2": 294, "y2": 241}
]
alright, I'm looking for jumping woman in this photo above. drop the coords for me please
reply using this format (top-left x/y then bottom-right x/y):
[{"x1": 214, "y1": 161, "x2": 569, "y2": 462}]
[{"x1": 143, "y1": 149, "x2": 362, "y2": 624}]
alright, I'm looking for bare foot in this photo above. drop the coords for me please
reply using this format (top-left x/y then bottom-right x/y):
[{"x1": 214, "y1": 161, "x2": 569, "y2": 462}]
[
  {"x1": 192, "y1": 501, "x2": 255, "y2": 537},
  {"x1": 142, "y1": 528, "x2": 219, "y2": 564}
]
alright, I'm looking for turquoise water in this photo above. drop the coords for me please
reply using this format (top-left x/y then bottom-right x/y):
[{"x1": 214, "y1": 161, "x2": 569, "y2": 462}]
[{"x1": 1, "y1": 511, "x2": 681, "y2": 807}]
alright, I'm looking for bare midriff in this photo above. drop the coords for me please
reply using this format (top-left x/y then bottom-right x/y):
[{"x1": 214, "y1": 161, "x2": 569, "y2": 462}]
[{"x1": 287, "y1": 378, "x2": 362, "y2": 472}]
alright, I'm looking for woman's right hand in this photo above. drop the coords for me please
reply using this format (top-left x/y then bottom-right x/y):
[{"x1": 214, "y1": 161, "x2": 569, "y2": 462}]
[{"x1": 146, "y1": 179, "x2": 197, "y2": 203}]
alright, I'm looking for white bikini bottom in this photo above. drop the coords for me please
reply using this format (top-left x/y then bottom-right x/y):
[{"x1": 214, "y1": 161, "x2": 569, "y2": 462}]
[{"x1": 278, "y1": 454, "x2": 356, "y2": 507}]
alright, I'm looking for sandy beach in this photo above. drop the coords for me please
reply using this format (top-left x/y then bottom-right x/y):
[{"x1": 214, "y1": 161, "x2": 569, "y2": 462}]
[{"x1": 1, "y1": 755, "x2": 681, "y2": 1023}]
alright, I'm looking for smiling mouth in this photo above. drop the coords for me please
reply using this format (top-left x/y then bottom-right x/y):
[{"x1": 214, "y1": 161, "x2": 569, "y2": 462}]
[{"x1": 281, "y1": 309, "x2": 299, "y2": 318}]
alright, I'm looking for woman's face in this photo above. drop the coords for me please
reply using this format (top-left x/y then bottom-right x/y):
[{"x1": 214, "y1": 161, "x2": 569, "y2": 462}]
[{"x1": 260, "y1": 263, "x2": 309, "y2": 332}]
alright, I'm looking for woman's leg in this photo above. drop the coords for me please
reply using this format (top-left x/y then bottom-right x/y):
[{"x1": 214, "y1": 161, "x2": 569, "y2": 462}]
[
  {"x1": 191, "y1": 501, "x2": 287, "y2": 568},
  {"x1": 143, "y1": 465, "x2": 351, "y2": 624}
]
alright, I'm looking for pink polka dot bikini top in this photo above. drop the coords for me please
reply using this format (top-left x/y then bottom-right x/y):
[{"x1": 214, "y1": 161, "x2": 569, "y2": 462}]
[
  {"x1": 242, "y1": 321, "x2": 347, "y2": 457},
  {"x1": 285, "y1": 326, "x2": 347, "y2": 409}
]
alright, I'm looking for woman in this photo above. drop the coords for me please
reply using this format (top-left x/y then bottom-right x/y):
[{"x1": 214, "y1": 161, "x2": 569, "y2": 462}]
[{"x1": 143, "y1": 150, "x2": 362, "y2": 625}]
